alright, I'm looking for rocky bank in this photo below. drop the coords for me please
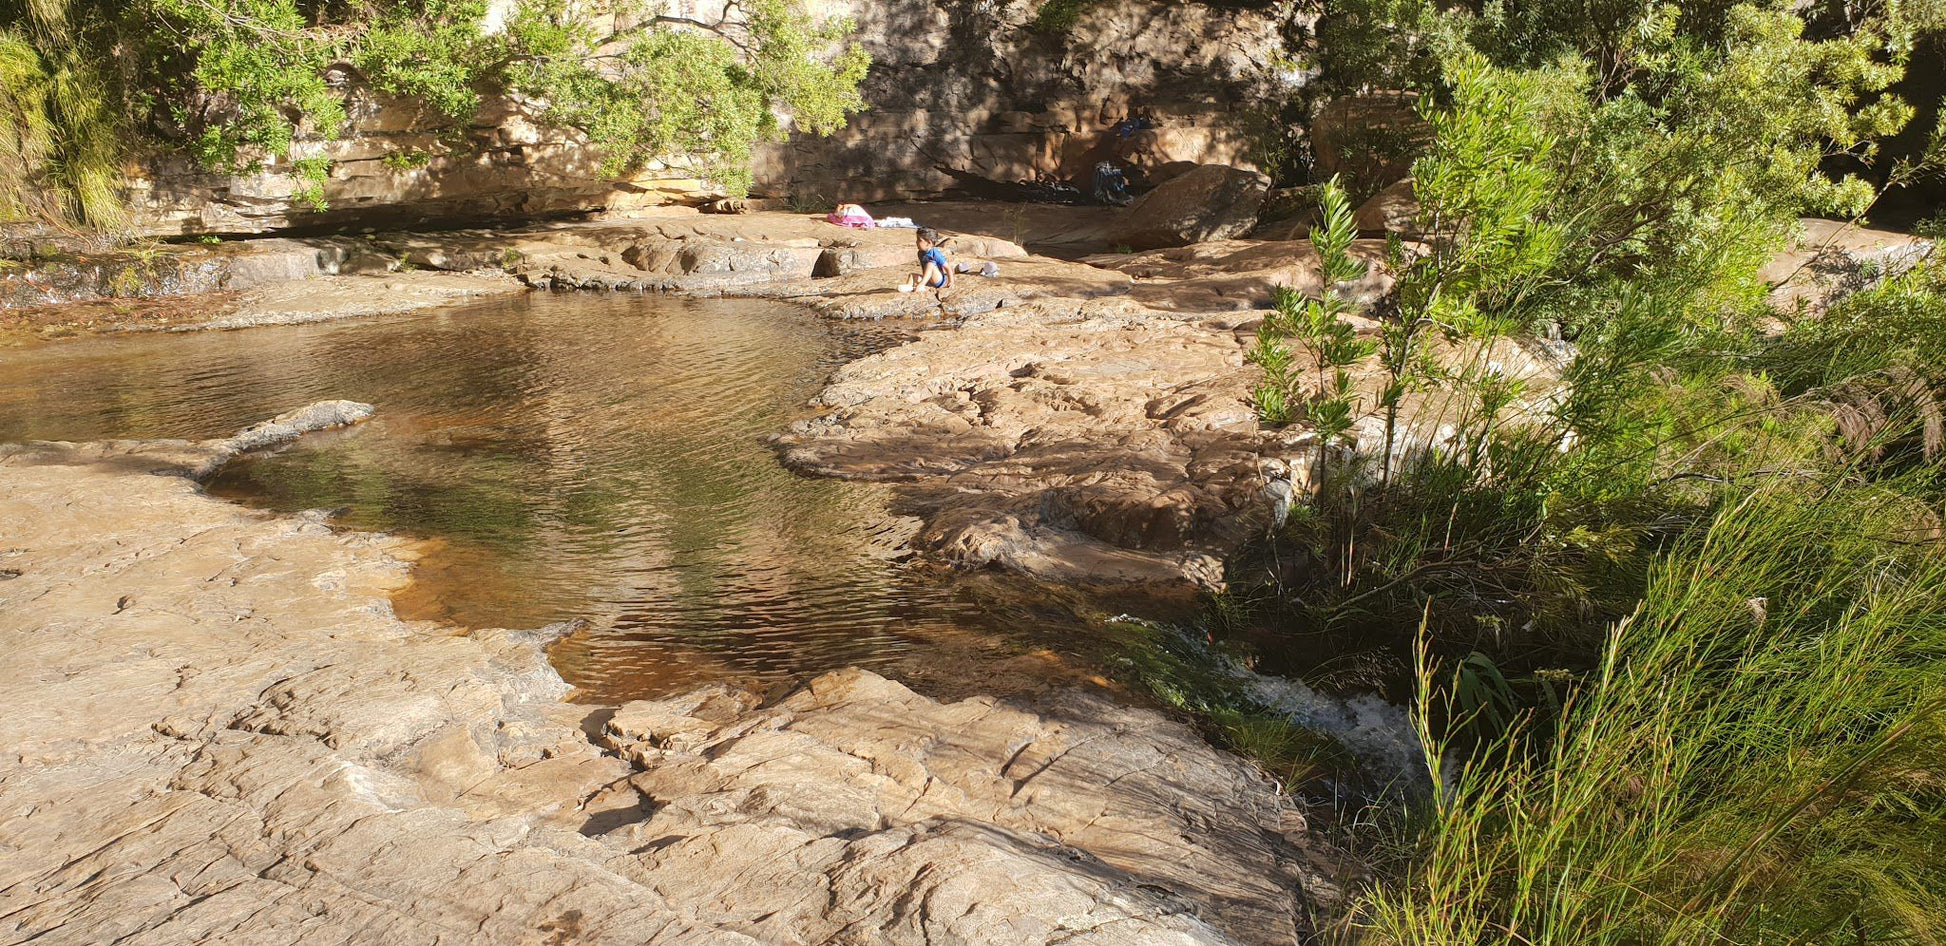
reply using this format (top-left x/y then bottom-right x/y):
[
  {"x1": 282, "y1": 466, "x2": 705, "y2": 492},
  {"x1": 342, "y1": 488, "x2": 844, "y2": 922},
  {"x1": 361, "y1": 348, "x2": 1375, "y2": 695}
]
[
  {"x1": 14, "y1": 168, "x2": 1914, "y2": 589},
  {"x1": 0, "y1": 159, "x2": 1575, "y2": 588},
  {"x1": 0, "y1": 405, "x2": 1349, "y2": 945}
]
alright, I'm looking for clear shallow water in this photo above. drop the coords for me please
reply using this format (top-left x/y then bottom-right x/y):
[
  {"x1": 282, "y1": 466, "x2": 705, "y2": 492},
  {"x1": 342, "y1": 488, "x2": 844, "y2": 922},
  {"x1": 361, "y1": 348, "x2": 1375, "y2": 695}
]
[{"x1": 0, "y1": 293, "x2": 1167, "y2": 702}]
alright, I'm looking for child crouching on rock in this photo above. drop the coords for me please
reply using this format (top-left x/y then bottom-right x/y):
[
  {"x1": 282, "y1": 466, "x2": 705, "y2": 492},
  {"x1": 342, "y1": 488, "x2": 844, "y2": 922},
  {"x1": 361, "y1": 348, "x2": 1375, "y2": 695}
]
[{"x1": 898, "y1": 228, "x2": 953, "y2": 293}]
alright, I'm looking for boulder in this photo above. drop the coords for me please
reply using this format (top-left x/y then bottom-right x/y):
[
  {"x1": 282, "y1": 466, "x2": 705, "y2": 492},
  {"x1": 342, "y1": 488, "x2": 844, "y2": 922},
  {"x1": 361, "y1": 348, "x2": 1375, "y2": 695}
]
[
  {"x1": 1102, "y1": 164, "x2": 1272, "y2": 250},
  {"x1": 1310, "y1": 92, "x2": 1431, "y2": 192},
  {"x1": 1354, "y1": 178, "x2": 1419, "y2": 235}
]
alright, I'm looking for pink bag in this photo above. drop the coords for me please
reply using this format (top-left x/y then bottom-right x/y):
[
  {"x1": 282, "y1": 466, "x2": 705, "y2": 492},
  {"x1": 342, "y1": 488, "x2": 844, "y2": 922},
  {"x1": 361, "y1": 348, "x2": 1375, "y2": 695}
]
[{"x1": 824, "y1": 203, "x2": 875, "y2": 229}]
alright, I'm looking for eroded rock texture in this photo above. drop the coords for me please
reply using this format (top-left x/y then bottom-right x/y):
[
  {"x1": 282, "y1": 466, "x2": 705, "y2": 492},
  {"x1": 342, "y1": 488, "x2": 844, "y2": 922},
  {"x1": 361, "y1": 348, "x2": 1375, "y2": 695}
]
[
  {"x1": 774, "y1": 296, "x2": 1271, "y2": 587},
  {"x1": 0, "y1": 417, "x2": 1340, "y2": 945},
  {"x1": 763, "y1": 0, "x2": 1301, "y2": 204}
]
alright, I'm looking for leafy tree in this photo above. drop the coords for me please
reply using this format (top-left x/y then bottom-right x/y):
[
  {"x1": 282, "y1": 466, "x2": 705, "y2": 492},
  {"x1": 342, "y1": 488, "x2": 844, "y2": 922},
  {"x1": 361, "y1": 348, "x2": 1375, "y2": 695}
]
[
  {"x1": 504, "y1": 0, "x2": 868, "y2": 194},
  {"x1": 145, "y1": 0, "x2": 347, "y2": 169},
  {"x1": 0, "y1": 0, "x2": 870, "y2": 227},
  {"x1": 1321, "y1": 0, "x2": 1924, "y2": 325},
  {"x1": 351, "y1": 0, "x2": 500, "y2": 123}
]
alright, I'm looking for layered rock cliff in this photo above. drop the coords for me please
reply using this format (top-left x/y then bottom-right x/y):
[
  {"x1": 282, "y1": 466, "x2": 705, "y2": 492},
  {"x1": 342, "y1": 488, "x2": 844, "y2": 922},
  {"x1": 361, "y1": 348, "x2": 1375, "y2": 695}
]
[{"x1": 755, "y1": 0, "x2": 1303, "y2": 204}]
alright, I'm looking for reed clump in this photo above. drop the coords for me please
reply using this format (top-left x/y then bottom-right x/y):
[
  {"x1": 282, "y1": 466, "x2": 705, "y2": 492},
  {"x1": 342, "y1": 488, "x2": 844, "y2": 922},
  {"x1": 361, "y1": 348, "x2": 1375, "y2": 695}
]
[{"x1": 1356, "y1": 464, "x2": 1946, "y2": 942}]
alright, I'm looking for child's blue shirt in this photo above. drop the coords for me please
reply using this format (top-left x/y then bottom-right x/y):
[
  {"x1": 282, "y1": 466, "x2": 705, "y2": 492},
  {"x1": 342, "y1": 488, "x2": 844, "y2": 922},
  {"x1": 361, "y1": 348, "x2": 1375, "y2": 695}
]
[{"x1": 919, "y1": 247, "x2": 949, "y2": 287}]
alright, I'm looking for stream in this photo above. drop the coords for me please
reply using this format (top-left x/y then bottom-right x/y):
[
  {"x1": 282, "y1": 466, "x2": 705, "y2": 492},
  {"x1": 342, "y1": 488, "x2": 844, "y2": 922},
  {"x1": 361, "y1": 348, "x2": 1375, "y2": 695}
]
[{"x1": 0, "y1": 293, "x2": 1176, "y2": 703}]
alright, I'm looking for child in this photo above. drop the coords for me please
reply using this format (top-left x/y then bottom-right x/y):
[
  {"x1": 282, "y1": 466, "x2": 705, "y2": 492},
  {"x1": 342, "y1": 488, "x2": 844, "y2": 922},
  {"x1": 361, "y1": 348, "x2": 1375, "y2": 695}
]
[{"x1": 898, "y1": 228, "x2": 953, "y2": 293}]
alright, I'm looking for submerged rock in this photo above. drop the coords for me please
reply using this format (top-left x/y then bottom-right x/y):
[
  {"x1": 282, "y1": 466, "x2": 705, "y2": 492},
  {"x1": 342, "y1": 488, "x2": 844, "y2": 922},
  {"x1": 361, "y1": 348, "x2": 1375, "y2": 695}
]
[{"x1": 0, "y1": 422, "x2": 1346, "y2": 945}]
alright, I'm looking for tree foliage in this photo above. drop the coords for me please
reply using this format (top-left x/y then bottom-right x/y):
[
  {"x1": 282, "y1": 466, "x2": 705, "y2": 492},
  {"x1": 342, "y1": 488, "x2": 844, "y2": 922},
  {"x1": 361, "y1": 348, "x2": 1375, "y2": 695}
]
[
  {"x1": 1317, "y1": 0, "x2": 1931, "y2": 321},
  {"x1": 0, "y1": 0, "x2": 870, "y2": 226},
  {"x1": 505, "y1": 0, "x2": 867, "y2": 194},
  {"x1": 1226, "y1": 0, "x2": 1946, "y2": 937}
]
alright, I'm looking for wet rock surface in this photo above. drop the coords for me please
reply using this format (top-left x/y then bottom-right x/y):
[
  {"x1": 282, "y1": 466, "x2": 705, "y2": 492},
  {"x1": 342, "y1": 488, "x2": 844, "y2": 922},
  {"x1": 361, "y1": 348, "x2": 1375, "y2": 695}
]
[
  {"x1": 200, "y1": 271, "x2": 523, "y2": 331},
  {"x1": 370, "y1": 213, "x2": 1029, "y2": 294},
  {"x1": 341, "y1": 205, "x2": 1386, "y2": 592},
  {"x1": 0, "y1": 238, "x2": 347, "y2": 309},
  {"x1": 0, "y1": 416, "x2": 1342, "y2": 944}
]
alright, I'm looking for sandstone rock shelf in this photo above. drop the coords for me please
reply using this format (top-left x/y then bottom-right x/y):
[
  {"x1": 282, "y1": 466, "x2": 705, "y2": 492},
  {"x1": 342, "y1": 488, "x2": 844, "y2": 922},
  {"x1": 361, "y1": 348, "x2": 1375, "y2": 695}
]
[
  {"x1": 0, "y1": 196, "x2": 1584, "y2": 592},
  {"x1": 0, "y1": 408, "x2": 1348, "y2": 944}
]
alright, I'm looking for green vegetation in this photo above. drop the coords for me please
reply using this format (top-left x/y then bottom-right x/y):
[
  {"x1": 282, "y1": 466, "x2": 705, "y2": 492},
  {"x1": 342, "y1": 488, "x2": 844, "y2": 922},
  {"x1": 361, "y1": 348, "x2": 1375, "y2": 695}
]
[
  {"x1": 381, "y1": 149, "x2": 433, "y2": 171},
  {"x1": 1250, "y1": 176, "x2": 1374, "y2": 485},
  {"x1": 1213, "y1": 0, "x2": 1946, "y2": 938},
  {"x1": 1357, "y1": 462, "x2": 1946, "y2": 942},
  {"x1": 0, "y1": 5, "x2": 125, "y2": 227},
  {"x1": 290, "y1": 156, "x2": 332, "y2": 212},
  {"x1": 0, "y1": 0, "x2": 869, "y2": 229},
  {"x1": 1253, "y1": 0, "x2": 1946, "y2": 701},
  {"x1": 1029, "y1": 0, "x2": 1097, "y2": 35},
  {"x1": 504, "y1": 0, "x2": 866, "y2": 195}
]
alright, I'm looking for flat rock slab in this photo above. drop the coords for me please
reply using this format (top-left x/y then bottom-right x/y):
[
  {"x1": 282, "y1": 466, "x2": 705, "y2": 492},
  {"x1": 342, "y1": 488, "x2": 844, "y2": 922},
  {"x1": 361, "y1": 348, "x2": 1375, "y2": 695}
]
[
  {"x1": 372, "y1": 211, "x2": 1030, "y2": 293},
  {"x1": 774, "y1": 296, "x2": 1270, "y2": 586},
  {"x1": 1085, "y1": 239, "x2": 1396, "y2": 312},
  {"x1": 0, "y1": 421, "x2": 1342, "y2": 945},
  {"x1": 197, "y1": 270, "x2": 524, "y2": 331},
  {"x1": 1760, "y1": 218, "x2": 1935, "y2": 313}
]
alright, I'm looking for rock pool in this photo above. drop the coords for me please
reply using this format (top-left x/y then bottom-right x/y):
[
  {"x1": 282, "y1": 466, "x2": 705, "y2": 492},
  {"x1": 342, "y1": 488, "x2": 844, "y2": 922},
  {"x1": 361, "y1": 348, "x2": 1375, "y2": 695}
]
[{"x1": 0, "y1": 292, "x2": 1175, "y2": 701}]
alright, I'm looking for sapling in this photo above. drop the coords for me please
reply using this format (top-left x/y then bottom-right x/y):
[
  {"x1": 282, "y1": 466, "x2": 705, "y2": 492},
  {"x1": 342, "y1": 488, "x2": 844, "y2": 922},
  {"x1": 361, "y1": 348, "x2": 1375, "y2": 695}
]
[{"x1": 1248, "y1": 176, "x2": 1376, "y2": 488}]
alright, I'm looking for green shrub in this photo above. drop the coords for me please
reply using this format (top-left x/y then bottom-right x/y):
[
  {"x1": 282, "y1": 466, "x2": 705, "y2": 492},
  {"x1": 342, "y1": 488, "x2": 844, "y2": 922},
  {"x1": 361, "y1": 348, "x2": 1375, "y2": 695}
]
[
  {"x1": 1358, "y1": 471, "x2": 1946, "y2": 943},
  {"x1": 0, "y1": 0, "x2": 872, "y2": 227},
  {"x1": 1249, "y1": 176, "x2": 1374, "y2": 461},
  {"x1": 352, "y1": 0, "x2": 496, "y2": 124},
  {"x1": 1029, "y1": 0, "x2": 1095, "y2": 35},
  {"x1": 505, "y1": 0, "x2": 867, "y2": 195},
  {"x1": 290, "y1": 156, "x2": 331, "y2": 212},
  {"x1": 381, "y1": 150, "x2": 433, "y2": 171}
]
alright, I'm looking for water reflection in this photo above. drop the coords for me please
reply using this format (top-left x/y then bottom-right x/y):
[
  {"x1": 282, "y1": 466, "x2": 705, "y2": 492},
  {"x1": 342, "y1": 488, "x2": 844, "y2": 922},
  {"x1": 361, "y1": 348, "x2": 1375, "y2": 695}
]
[{"x1": 0, "y1": 293, "x2": 1165, "y2": 702}]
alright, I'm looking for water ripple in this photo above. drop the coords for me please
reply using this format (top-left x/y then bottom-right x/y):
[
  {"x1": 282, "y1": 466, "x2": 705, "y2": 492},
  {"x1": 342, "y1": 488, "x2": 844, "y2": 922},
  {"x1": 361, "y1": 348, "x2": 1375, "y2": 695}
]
[{"x1": 0, "y1": 293, "x2": 1140, "y2": 703}]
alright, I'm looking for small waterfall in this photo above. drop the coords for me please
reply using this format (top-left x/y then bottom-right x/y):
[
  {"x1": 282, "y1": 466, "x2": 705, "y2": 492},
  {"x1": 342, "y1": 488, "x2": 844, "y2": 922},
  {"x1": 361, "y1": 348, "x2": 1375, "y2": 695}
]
[
  {"x1": 1111, "y1": 616, "x2": 1431, "y2": 796},
  {"x1": 1240, "y1": 670, "x2": 1430, "y2": 796}
]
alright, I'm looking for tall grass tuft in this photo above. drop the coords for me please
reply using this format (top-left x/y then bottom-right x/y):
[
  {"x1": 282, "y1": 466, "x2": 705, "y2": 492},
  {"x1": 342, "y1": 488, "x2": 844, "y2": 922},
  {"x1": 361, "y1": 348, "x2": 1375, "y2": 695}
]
[
  {"x1": 0, "y1": 0, "x2": 128, "y2": 231},
  {"x1": 0, "y1": 31, "x2": 57, "y2": 224},
  {"x1": 1355, "y1": 469, "x2": 1946, "y2": 943},
  {"x1": 45, "y1": 45, "x2": 124, "y2": 228}
]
